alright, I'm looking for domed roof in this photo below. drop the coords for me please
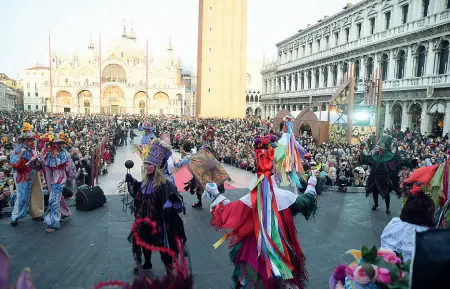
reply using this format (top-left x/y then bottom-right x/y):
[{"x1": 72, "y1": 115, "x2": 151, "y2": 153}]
[
  {"x1": 108, "y1": 33, "x2": 144, "y2": 60},
  {"x1": 128, "y1": 29, "x2": 136, "y2": 40}
]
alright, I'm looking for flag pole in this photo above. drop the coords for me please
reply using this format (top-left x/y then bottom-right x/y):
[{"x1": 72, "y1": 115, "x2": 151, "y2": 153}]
[
  {"x1": 99, "y1": 34, "x2": 102, "y2": 114},
  {"x1": 48, "y1": 30, "x2": 53, "y2": 113}
]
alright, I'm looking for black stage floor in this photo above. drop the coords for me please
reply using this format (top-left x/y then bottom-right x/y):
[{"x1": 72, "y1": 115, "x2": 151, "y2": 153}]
[{"x1": 0, "y1": 188, "x2": 401, "y2": 289}]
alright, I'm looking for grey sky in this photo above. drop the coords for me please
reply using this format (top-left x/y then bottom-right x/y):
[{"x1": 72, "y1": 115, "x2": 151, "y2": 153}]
[{"x1": 0, "y1": 0, "x2": 353, "y2": 78}]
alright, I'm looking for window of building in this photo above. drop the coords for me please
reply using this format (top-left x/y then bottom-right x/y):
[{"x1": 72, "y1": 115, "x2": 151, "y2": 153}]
[
  {"x1": 381, "y1": 54, "x2": 389, "y2": 80},
  {"x1": 447, "y1": 0, "x2": 450, "y2": 10},
  {"x1": 35, "y1": 105, "x2": 38, "y2": 110},
  {"x1": 308, "y1": 43, "x2": 313, "y2": 55},
  {"x1": 354, "y1": 60, "x2": 360, "y2": 80},
  {"x1": 315, "y1": 69, "x2": 320, "y2": 88},
  {"x1": 401, "y1": 5, "x2": 409, "y2": 24},
  {"x1": 302, "y1": 45, "x2": 306, "y2": 56},
  {"x1": 307, "y1": 71, "x2": 312, "y2": 89},
  {"x1": 416, "y1": 46, "x2": 427, "y2": 77},
  {"x1": 422, "y1": 0, "x2": 430, "y2": 17},
  {"x1": 438, "y1": 40, "x2": 449, "y2": 74},
  {"x1": 28, "y1": 105, "x2": 31, "y2": 110},
  {"x1": 356, "y1": 23, "x2": 362, "y2": 39},
  {"x1": 300, "y1": 73, "x2": 305, "y2": 89},
  {"x1": 369, "y1": 18, "x2": 376, "y2": 35},
  {"x1": 342, "y1": 62, "x2": 348, "y2": 76},
  {"x1": 209, "y1": 27, "x2": 212, "y2": 32},
  {"x1": 323, "y1": 67, "x2": 328, "y2": 87},
  {"x1": 27, "y1": 82, "x2": 30, "y2": 89},
  {"x1": 325, "y1": 36, "x2": 329, "y2": 49},
  {"x1": 208, "y1": 88, "x2": 211, "y2": 92},
  {"x1": 65, "y1": 78, "x2": 68, "y2": 85},
  {"x1": 34, "y1": 83, "x2": 37, "y2": 89},
  {"x1": 246, "y1": 73, "x2": 251, "y2": 84},
  {"x1": 35, "y1": 92, "x2": 38, "y2": 97},
  {"x1": 385, "y1": 11, "x2": 391, "y2": 30},
  {"x1": 332, "y1": 65, "x2": 338, "y2": 86},
  {"x1": 209, "y1": 47, "x2": 212, "y2": 52},
  {"x1": 397, "y1": 50, "x2": 406, "y2": 79},
  {"x1": 316, "y1": 39, "x2": 321, "y2": 52},
  {"x1": 209, "y1": 6, "x2": 213, "y2": 12},
  {"x1": 366, "y1": 57, "x2": 374, "y2": 79},
  {"x1": 27, "y1": 92, "x2": 30, "y2": 97},
  {"x1": 334, "y1": 32, "x2": 339, "y2": 47},
  {"x1": 345, "y1": 28, "x2": 350, "y2": 43}
]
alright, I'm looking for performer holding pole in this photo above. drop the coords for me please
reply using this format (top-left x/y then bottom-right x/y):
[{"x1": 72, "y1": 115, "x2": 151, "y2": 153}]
[
  {"x1": 125, "y1": 138, "x2": 187, "y2": 274},
  {"x1": 274, "y1": 116, "x2": 307, "y2": 194},
  {"x1": 10, "y1": 122, "x2": 43, "y2": 226},
  {"x1": 177, "y1": 126, "x2": 231, "y2": 208},
  {"x1": 202, "y1": 135, "x2": 318, "y2": 289}
]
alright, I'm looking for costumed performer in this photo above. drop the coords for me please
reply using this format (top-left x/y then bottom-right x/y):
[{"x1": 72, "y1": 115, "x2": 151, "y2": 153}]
[
  {"x1": 329, "y1": 245, "x2": 410, "y2": 289},
  {"x1": 360, "y1": 133, "x2": 410, "y2": 214},
  {"x1": 10, "y1": 122, "x2": 44, "y2": 226},
  {"x1": 160, "y1": 131, "x2": 178, "y2": 184},
  {"x1": 202, "y1": 135, "x2": 318, "y2": 289},
  {"x1": 401, "y1": 149, "x2": 450, "y2": 228},
  {"x1": 179, "y1": 126, "x2": 231, "y2": 208},
  {"x1": 125, "y1": 138, "x2": 187, "y2": 274},
  {"x1": 38, "y1": 131, "x2": 76, "y2": 232},
  {"x1": 139, "y1": 122, "x2": 156, "y2": 145},
  {"x1": 274, "y1": 116, "x2": 307, "y2": 193},
  {"x1": 380, "y1": 183, "x2": 434, "y2": 262}
]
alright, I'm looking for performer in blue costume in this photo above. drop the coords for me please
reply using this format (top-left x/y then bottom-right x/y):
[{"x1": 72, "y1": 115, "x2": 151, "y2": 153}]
[
  {"x1": 139, "y1": 122, "x2": 156, "y2": 145},
  {"x1": 10, "y1": 122, "x2": 43, "y2": 226}
]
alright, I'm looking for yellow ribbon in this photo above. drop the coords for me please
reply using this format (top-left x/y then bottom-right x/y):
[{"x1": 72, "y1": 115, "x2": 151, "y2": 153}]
[{"x1": 213, "y1": 233, "x2": 232, "y2": 249}]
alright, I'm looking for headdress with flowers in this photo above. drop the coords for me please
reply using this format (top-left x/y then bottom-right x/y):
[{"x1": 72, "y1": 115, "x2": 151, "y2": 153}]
[
  {"x1": 18, "y1": 122, "x2": 37, "y2": 140},
  {"x1": 329, "y1": 245, "x2": 410, "y2": 289}
]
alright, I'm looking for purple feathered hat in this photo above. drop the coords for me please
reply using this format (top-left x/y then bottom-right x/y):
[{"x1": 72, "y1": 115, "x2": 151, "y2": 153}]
[{"x1": 144, "y1": 138, "x2": 172, "y2": 169}]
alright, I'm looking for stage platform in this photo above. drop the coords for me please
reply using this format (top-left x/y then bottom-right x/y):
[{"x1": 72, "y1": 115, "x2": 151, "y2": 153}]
[{"x1": 0, "y1": 141, "x2": 402, "y2": 289}]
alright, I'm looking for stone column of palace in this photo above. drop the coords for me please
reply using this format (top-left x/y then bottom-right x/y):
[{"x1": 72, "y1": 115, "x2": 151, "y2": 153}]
[
  {"x1": 384, "y1": 101, "x2": 392, "y2": 130},
  {"x1": 360, "y1": 58, "x2": 366, "y2": 81},
  {"x1": 401, "y1": 101, "x2": 411, "y2": 131},
  {"x1": 311, "y1": 69, "x2": 316, "y2": 89},
  {"x1": 443, "y1": 101, "x2": 450, "y2": 136},
  {"x1": 420, "y1": 102, "x2": 430, "y2": 135},
  {"x1": 337, "y1": 63, "x2": 343, "y2": 85},
  {"x1": 72, "y1": 96, "x2": 78, "y2": 113},
  {"x1": 388, "y1": 50, "x2": 395, "y2": 80},
  {"x1": 426, "y1": 41, "x2": 435, "y2": 75},
  {"x1": 327, "y1": 66, "x2": 333, "y2": 87}
]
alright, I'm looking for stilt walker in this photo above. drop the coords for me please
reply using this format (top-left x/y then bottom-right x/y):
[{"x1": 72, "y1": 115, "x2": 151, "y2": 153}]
[
  {"x1": 38, "y1": 132, "x2": 76, "y2": 232},
  {"x1": 10, "y1": 122, "x2": 43, "y2": 226},
  {"x1": 202, "y1": 135, "x2": 318, "y2": 289}
]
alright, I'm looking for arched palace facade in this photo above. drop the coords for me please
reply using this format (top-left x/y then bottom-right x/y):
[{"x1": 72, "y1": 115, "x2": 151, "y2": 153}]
[
  {"x1": 23, "y1": 27, "x2": 186, "y2": 115},
  {"x1": 261, "y1": 0, "x2": 450, "y2": 136}
]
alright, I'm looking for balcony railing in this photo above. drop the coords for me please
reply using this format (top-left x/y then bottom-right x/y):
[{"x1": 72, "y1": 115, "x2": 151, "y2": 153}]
[
  {"x1": 262, "y1": 10, "x2": 450, "y2": 73},
  {"x1": 261, "y1": 86, "x2": 337, "y2": 99}
]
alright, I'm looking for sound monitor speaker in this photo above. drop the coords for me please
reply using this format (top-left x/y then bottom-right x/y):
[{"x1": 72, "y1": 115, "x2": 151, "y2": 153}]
[{"x1": 76, "y1": 185, "x2": 106, "y2": 211}]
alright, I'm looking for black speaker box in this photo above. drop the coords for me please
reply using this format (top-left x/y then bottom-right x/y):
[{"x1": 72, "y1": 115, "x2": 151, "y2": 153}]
[{"x1": 76, "y1": 185, "x2": 106, "y2": 211}]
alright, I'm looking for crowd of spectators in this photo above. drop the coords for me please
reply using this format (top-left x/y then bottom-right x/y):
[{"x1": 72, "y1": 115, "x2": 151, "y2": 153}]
[{"x1": 1, "y1": 111, "x2": 449, "y2": 216}]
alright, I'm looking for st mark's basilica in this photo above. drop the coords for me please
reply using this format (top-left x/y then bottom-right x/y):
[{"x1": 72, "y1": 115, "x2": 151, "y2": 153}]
[{"x1": 22, "y1": 26, "x2": 188, "y2": 115}]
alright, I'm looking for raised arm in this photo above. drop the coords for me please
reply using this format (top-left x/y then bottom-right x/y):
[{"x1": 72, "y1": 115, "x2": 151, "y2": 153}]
[{"x1": 289, "y1": 174, "x2": 318, "y2": 220}]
